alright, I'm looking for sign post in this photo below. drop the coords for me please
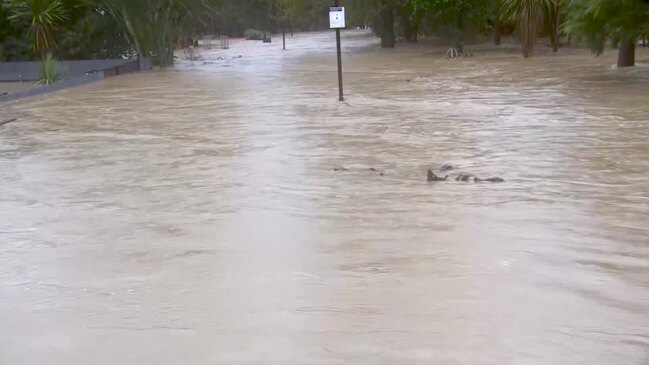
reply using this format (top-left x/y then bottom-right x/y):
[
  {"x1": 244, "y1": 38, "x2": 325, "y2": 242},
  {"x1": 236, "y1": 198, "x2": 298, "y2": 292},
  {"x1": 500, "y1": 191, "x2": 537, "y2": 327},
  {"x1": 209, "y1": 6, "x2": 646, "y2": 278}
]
[{"x1": 329, "y1": 4, "x2": 345, "y2": 102}]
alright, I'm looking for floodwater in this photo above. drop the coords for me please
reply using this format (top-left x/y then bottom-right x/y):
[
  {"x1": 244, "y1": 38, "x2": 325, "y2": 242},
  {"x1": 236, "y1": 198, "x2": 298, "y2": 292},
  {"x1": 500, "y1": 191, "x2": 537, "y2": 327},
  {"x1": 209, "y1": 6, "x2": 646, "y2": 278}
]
[
  {"x1": 0, "y1": 82, "x2": 36, "y2": 94},
  {"x1": 1, "y1": 31, "x2": 648, "y2": 364}
]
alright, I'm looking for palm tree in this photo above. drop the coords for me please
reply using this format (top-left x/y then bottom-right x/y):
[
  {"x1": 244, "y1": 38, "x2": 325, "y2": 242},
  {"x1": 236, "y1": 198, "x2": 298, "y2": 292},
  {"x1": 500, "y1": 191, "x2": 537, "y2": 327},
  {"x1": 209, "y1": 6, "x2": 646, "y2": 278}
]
[
  {"x1": 501, "y1": 0, "x2": 555, "y2": 57},
  {"x1": 7, "y1": 0, "x2": 67, "y2": 56},
  {"x1": 564, "y1": 0, "x2": 649, "y2": 67}
]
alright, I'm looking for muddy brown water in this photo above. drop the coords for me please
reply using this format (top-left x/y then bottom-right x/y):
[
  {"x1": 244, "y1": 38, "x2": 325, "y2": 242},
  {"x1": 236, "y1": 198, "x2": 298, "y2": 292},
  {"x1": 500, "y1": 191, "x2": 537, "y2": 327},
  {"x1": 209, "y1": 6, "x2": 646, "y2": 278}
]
[
  {"x1": 0, "y1": 82, "x2": 37, "y2": 94},
  {"x1": 1, "y1": 31, "x2": 648, "y2": 364}
]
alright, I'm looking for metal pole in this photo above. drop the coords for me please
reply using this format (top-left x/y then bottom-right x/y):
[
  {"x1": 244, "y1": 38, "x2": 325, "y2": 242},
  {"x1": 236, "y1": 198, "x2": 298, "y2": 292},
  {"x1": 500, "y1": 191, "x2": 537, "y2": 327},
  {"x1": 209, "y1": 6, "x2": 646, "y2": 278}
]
[
  {"x1": 335, "y1": 0, "x2": 343, "y2": 101},
  {"x1": 336, "y1": 29, "x2": 343, "y2": 101},
  {"x1": 283, "y1": 28, "x2": 286, "y2": 50}
]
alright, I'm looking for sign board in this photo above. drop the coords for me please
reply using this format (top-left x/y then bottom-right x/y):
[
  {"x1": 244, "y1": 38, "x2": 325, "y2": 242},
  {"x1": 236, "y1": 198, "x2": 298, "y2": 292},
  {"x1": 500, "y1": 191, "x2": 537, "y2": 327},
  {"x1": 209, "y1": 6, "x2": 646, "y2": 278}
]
[{"x1": 329, "y1": 6, "x2": 345, "y2": 29}]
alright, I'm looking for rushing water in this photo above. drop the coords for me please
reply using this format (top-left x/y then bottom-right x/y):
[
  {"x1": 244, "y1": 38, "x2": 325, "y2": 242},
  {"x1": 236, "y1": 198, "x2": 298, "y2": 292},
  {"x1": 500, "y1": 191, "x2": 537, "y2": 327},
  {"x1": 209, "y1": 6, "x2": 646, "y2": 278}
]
[{"x1": 1, "y1": 31, "x2": 648, "y2": 364}]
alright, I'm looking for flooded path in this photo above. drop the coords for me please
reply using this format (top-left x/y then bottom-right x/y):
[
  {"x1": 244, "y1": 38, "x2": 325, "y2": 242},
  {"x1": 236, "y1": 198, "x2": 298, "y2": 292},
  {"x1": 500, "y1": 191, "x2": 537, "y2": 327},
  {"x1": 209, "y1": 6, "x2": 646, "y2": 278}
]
[{"x1": 1, "y1": 31, "x2": 649, "y2": 364}]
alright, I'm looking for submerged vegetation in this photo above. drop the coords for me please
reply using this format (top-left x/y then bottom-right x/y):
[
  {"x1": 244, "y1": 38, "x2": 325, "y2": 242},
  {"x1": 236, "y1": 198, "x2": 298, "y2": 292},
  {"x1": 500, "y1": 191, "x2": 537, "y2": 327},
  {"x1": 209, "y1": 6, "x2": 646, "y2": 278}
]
[
  {"x1": 244, "y1": 29, "x2": 266, "y2": 41},
  {"x1": 0, "y1": 0, "x2": 648, "y2": 67},
  {"x1": 36, "y1": 52, "x2": 61, "y2": 85}
]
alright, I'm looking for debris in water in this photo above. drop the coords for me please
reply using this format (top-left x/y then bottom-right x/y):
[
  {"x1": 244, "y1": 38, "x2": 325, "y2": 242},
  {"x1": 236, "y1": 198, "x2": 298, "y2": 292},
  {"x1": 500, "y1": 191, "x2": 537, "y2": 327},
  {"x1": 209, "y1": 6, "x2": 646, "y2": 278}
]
[
  {"x1": 427, "y1": 169, "x2": 448, "y2": 182},
  {"x1": 440, "y1": 164, "x2": 454, "y2": 172},
  {"x1": 0, "y1": 118, "x2": 17, "y2": 126}
]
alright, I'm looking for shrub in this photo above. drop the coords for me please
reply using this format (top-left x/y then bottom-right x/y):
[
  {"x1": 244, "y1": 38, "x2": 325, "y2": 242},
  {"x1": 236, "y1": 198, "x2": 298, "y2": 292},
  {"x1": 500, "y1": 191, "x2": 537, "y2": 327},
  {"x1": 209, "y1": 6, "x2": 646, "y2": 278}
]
[
  {"x1": 244, "y1": 29, "x2": 265, "y2": 40},
  {"x1": 36, "y1": 53, "x2": 61, "y2": 85}
]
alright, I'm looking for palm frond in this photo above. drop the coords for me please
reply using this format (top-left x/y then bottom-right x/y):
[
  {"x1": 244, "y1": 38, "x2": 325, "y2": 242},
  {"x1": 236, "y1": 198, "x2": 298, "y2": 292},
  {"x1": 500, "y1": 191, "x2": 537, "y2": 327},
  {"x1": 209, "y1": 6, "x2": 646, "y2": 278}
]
[{"x1": 501, "y1": 0, "x2": 554, "y2": 57}]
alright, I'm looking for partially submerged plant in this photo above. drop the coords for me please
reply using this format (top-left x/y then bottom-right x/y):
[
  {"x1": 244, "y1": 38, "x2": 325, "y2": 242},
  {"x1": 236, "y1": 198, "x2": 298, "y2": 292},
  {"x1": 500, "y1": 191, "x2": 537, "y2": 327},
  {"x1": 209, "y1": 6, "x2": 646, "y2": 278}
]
[
  {"x1": 244, "y1": 29, "x2": 265, "y2": 40},
  {"x1": 36, "y1": 52, "x2": 61, "y2": 85}
]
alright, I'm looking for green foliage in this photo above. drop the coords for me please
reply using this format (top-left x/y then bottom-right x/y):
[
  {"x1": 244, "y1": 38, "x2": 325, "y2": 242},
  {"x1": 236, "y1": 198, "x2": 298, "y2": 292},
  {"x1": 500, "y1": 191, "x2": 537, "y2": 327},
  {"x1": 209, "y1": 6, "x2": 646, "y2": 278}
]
[
  {"x1": 57, "y1": 8, "x2": 131, "y2": 59},
  {"x1": 501, "y1": 0, "x2": 555, "y2": 57},
  {"x1": 0, "y1": 0, "x2": 130, "y2": 61},
  {"x1": 410, "y1": 0, "x2": 488, "y2": 23},
  {"x1": 2, "y1": 0, "x2": 649, "y2": 67},
  {"x1": 6, "y1": 0, "x2": 68, "y2": 54},
  {"x1": 100, "y1": 0, "x2": 210, "y2": 66},
  {"x1": 343, "y1": 0, "x2": 380, "y2": 28},
  {"x1": 36, "y1": 52, "x2": 61, "y2": 85},
  {"x1": 277, "y1": 0, "x2": 331, "y2": 31},
  {"x1": 564, "y1": 0, "x2": 649, "y2": 55},
  {"x1": 0, "y1": 35, "x2": 32, "y2": 61},
  {"x1": 408, "y1": 0, "x2": 489, "y2": 49},
  {"x1": 244, "y1": 29, "x2": 265, "y2": 40},
  {"x1": 0, "y1": 3, "x2": 33, "y2": 61}
]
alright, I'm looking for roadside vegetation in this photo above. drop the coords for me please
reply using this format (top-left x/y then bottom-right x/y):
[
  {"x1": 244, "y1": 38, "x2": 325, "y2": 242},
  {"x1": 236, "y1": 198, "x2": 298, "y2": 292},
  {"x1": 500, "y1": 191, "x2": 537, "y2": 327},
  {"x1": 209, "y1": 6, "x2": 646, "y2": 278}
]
[{"x1": 1, "y1": 0, "x2": 648, "y2": 68}]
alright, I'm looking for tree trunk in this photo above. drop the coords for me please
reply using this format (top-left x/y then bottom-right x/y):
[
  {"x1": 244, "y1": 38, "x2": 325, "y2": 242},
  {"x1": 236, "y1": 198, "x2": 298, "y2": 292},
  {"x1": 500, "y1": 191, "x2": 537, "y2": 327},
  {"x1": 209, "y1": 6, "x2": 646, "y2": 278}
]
[
  {"x1": 550, "y1": 31, "x2": 558, "y2": 53},
  {"x1": 617, "y1": 36, "x2": 635, "y2": 67},
  {"x1": 401, "y1": 11, "x2": 414, "y2": 42},
  {"x1": 519, "y1": 8, "x2": 536, "y2": 58},
  {"x1": 550, "y1": 3, "x2": 560, "y2": 52},
  {"x1": 380, "y1": 3, "x2": 395, "y2": 48},
  {"x1": 455, "y1": 12, "x2": 464, "y2": 53},
  {"x1": 549, "y1": 14, "x2": 559, "y2": 52},
  {"x1": 494, "y1": 18, "x2": 502, "y2": 46},
  {"x1": 161, "y1": 1, "x2": 174, "y2": 66},
  {"x1": 411, "y1": 8, "x2": 423, "y2": 43}
]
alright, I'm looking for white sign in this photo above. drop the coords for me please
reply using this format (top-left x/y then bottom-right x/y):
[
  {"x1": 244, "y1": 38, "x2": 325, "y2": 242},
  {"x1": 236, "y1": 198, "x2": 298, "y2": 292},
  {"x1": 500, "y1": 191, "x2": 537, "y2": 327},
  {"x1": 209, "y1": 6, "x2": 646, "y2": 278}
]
[{"x1": 329, "y1": 6, "x2": 345, "y2": 29}]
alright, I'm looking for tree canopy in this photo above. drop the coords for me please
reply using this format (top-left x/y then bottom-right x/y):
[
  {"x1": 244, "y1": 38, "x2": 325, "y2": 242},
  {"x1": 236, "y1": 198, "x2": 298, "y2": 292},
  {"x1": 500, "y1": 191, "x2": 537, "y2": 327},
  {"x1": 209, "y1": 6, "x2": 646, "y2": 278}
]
[
  {"x1": 1, "y1": 0, "x2": 648, "y2": 67},
  {"x1": 564, "y1": 0, "x2": 649, "y2": 66}
]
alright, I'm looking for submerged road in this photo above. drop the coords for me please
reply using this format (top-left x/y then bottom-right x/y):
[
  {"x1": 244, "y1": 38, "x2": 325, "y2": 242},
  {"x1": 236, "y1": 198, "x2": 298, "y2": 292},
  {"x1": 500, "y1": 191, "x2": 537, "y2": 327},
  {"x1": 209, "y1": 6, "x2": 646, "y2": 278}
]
[{"x1": 1, "y1": 31, "x2": 648, "y2": 364}]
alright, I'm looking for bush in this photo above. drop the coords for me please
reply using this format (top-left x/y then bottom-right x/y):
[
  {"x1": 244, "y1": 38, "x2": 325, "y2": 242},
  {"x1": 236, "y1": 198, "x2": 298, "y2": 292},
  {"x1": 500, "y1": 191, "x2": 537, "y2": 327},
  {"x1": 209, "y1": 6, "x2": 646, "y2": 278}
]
[
  {"x1": 36, "y1": 53, "x2": 62, "y2": 85},
  {"x1": 244, "y1": 29, "x2": 265, "y2": 40}
]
